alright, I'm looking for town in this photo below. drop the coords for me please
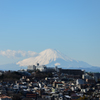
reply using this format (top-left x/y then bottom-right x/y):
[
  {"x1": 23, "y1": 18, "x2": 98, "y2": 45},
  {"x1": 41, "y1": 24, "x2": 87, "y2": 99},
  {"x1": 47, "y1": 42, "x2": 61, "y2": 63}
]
[{"x1": 0, "y1": 64, "x2": 100, "y2": 100}]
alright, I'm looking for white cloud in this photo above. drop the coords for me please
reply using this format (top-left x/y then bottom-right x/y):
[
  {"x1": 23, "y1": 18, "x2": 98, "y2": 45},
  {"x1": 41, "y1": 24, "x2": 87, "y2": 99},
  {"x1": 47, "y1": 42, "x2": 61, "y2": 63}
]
[{"x1": 0, "y1": 50, "x2": 38, "y2": 58}]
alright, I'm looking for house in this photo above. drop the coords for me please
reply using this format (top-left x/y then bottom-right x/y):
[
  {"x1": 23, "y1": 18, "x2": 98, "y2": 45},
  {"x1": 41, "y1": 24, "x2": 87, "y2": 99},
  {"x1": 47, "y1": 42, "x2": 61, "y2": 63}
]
[
  {"x1": 25, "y1": 91, "x2": 37, "y2": 99},
  {"x1": 0, "y1": 96, "x2": 12, "y2": 100},
  {"x1": 82, "y1": 73, "x2": 92, "y2": 80},
  {"x1": 64, "y1": 95, "x2": 71, "y2": 100},
  {"x1": 0, "y1": 87, "x2": 6, "y2": 95},
  {"x1": 70, "y1": 92, "x2": 80, "y2": 100},
  {"x1": 76, "y1": 79, "x2": 85, "y2": 85},
  {"x1": 86, "y1": 79, "x2": 96, "y2": 84},
  {"x1": 53, "y1": 82, "x2": 63, "y2": 88},
  {"x1": 94, "y1": 73, "x2": 100, "y2": 81}
]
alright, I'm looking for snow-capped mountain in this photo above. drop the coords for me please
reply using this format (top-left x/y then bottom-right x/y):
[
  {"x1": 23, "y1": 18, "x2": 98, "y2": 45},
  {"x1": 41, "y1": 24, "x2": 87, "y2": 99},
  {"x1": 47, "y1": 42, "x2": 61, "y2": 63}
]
[
  {"x1": 17, "y1": 49, "x2": 92, "y2": 69},
  {"x1": 17, "y1": 49, "x2": 72, "y2": 66},
  {"x1": 0, "y1": 48, "x2": 99, "y2": 72}
]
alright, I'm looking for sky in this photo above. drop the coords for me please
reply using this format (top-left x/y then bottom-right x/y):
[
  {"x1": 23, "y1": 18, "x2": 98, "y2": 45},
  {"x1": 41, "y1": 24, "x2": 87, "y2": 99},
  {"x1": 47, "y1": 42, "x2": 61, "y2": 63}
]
[{"x1": 0, "y1": 0, "x2": 100, "y2": 67}]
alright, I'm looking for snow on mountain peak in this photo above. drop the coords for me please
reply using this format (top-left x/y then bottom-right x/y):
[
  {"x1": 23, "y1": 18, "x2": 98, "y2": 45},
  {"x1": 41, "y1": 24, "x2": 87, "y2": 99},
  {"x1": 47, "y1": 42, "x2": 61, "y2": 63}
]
[
  {"x1": 40, "y1": 49, "x2": 72, "y2": 60},
  {"x1": 16, "y1": 49, "x2": 72, "y2": 66}
]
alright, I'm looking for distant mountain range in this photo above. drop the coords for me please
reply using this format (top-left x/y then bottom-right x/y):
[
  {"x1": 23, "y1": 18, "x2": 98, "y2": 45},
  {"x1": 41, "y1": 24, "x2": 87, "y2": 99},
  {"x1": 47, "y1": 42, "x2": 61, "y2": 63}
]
[{"x1": 0, "y1": 49, "x2": 100, "y2": 72}]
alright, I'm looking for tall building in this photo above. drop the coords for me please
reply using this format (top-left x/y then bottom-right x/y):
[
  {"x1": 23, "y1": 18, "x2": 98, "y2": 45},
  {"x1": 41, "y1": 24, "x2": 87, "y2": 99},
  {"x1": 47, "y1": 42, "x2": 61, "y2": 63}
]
[
  {"x1": 27, "y1": 65, "x2": 36, "y2": 71},
  {"x1": 27, "y1": 63, "x2": 47, "y2": 72}
]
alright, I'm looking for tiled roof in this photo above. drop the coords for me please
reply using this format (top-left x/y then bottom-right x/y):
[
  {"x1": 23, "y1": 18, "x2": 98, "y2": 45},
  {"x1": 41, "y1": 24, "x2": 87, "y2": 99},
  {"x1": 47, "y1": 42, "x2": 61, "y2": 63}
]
[{"x1": 0, "y1": 95, "x2": 11, "y2": 98}]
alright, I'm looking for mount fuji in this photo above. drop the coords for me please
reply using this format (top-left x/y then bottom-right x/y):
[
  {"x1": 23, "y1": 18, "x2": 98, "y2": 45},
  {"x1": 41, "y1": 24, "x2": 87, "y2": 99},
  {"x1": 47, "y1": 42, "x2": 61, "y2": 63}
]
[{"x1": 16, "y1": 49, "x2": 100, "y2": 72}]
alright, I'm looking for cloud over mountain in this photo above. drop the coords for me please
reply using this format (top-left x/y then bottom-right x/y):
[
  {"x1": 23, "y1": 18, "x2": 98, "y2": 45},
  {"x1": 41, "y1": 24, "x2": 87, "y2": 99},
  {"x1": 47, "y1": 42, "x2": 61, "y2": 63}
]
[{"x1": 0, "y1": 50, "x2": 38, "y2": 58}]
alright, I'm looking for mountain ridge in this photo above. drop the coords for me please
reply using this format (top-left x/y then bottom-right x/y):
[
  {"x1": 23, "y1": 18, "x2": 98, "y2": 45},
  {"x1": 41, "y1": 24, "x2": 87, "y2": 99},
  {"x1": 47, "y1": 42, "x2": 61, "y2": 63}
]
[
  {"x1": 0, "y1": 49, "x2": 99, "y2": 72},
  {"x1": 16, "y1": 49, "x2": 95, "y2": 69},
  {"x1": 16, "y1": 49, "x2": 74, "y2": 66}
]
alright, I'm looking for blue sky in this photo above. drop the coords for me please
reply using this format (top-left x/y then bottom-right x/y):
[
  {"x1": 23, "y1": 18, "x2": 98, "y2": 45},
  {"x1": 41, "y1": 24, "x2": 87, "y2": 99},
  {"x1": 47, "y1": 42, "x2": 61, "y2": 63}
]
[{"x1": 0, "y1": 0, "x2": 100, "y2": 67}]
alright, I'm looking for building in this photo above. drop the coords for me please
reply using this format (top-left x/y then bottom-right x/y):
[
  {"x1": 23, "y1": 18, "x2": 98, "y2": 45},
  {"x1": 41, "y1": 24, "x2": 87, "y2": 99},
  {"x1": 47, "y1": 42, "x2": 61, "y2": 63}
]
[
  {"x1": 76, "y1": 79, "x2": 85, "y2": 85},
  {"x1": 59, "y1": 69, "x2": 84, "y2": 78},
  {"x1": 27, "y1": 63, "x2": 47, "y2": 72},
  {"x1": 0, "y1": 96, "x2": 12, "y2": 100},
  {"x1": 27, "y1": 63, "x2": 59, "y2": 72},
  {"x1": 36, "y1": 65, "x2": 47, "y2": 72},
  {"x1": 27, "y1": 65, "x2": 36, "y2": 71}
]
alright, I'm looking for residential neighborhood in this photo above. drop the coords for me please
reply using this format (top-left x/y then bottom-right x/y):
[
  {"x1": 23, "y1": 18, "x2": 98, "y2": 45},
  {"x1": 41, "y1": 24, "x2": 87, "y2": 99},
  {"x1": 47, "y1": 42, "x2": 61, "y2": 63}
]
[
  {"x1": 0, "y1": 64, "x2": 100, "y2": 100},
  {"x1": 1, "y1": 0, "x2": 100, "y2": 100}
]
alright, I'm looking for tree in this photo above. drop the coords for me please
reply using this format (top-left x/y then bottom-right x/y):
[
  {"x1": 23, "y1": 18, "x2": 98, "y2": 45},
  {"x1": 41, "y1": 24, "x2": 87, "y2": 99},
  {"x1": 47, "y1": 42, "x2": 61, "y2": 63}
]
[{"x1": 77, "y1": 96, "x2": 88, "y2": 100}]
